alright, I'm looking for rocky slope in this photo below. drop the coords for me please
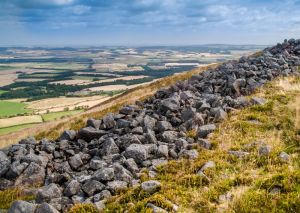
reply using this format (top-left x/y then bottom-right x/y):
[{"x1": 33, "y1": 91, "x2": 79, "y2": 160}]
[{"x1": 1, "y1": 39, "x2": 300, "y2": 213}]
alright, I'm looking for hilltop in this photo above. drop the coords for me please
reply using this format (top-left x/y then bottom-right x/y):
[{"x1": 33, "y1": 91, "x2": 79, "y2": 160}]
[{"x1": 0, "y1": 39, "x2": 300, "y2": 213}]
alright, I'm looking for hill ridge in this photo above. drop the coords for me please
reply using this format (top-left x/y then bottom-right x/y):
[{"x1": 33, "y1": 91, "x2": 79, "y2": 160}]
[{"x1": 0, "y1": 39, "x2": 300, "y2": 212}]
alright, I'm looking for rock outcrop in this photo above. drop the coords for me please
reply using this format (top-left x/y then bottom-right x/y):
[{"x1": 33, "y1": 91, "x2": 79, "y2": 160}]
[{"x1": 1, "y1": 39, "x2": 300, "y2": 212}]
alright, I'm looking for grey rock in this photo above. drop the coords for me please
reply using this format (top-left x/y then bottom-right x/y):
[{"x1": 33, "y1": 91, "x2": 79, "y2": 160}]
[
  {"x1": 213, "y1": 108, "x2": 228, "y2": 122},
  {"x1": 156, "y1": 121, "x2": 173, "y2": 132},
  {"x1": 64, "y1": 180, "x2": 81, "y2": 197},
  {"x1": 94, "y1": 200, "x2": 106, "y2": 211},
  {"x1": 82, "y1": 180, "x2": 105, "y2": 196},
  {"x1": 19, "y1": 137, "x2": 36, "y2": 145},
  {"x1": 157, "y1": 145, "x2": 168, "y2": 158},
  {"x1": 198, "y1": 161, "x2": 216, "y2": 173},
  {"x1": 181, "y1": 107, "x2": 196, "y2": 122},
  {"x1": 178, "y1": 149, "x2": 199, "y2": 160},
  {"x1": 86, "y1": 118, "x2": 102, "y2": 129},
  {"x1": 161, "y1": 97, "x2": 180, "y2": 112},
  {"x1": 78, "y1": 127, "x2": 108, "y2": 141},
  {"x1": 114, "y1": 163, "x2": 133, "y2": 182},
  {"x1": 124, "y1": 158, "x2": 139, "y2": 173},
  {"x1": 92, "y1": 168, "x2": 115, "y2": 182},
  {"x1": 279, "y1": 151, "x2": 289, "y2": 162},
  {"x1": 0, "y1": 151, "x2": 10, "y2": 177},
  {"x1": 6, "y1": 161, "x2": 28, "y2": 179},
  {"x1": 258, "y1": 145, "x2": 272, "y2": 156},
  {"x1": 233, "y1": 78, "x2": 246, "y2": 94},
  {"x1": 59, "y1": 130, "x2": 76, "y2": 141},
  {"x1": 197, "y1": 139, "x2": 212, "y2": 149},
  {"x1": 180, "y1": 91, "x2": 194, "y2": 101},
  {"x1": 141, "y1": 180, "x2": 161, "y2": 194},
  {"x1": 93, "y1": 190, "x2": 112, "y2": 202},
  {"x1": 132, "y1": 126, "x2": 144, "y2": 135},
  {"x1": 36, "y1": 183, "x2": 62, "y2": 203},
  {"x1": 120, "y1": 106, "x2": 135, "y2": 115},
  {"x1": 14, "y1": 162, "x2": 45, "y2": 187},
  {"x1": 197, "y1": 124, "x2": 216, "y2": 138},
  {"x1": 89, "y1": 159, "x2": 107, "y2": 170},
  {"x1": 117, "y1": 119, "x2": 131, "y2": 128},
  {"x1": 251, "y1": 97, "x2": 267, "y2": 105},
  {"x1": 8, "y1": 201, "x2": 37, "y2": 213},
  {"x1": 35, "y1": 203, "x2": 59, "y2": 213},
  {"x1": 99, "y1": 138, "x2": 119, "y2": 156},
  {"x1": 161, "y1": 131, "x2": 178, "y2": 143},
  {"x1": 124, "y1": 144, "x2": 148, "y2": 164},
  {"x1": 68, "y1": 154, "x2": 83, "y2": 170},
  {"x1": 107, "y1": 180, "x2": 128, "y2": 193},
  {"x1": 143, "y1": 115, "x2": 157, "y2": 130},
  {"x1": 102, "y1": 113, "x2": 116, "y2": 129},
  {"x1": 228, "y1": 150, "x2": 250, "y2": 158},
  {"x1": 146, "y1": 203, "x2": 167, "y2": 213}
]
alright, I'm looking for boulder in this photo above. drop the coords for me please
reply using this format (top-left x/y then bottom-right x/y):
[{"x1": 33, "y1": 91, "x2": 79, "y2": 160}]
[
  {"x1": 14, "y1": 162, "x2": 45, "y2": 187},
  {"x1": 59, "y1": 130, "x2": 76, "y2": 141},
  {"x1": 35, "y1": 203, "x2": 59, "y2": 213},
  {"x1": 86, "y1": 118, "x2": 102, "y2": 129},
  {"x1": 92, "y1": 168, "x2": 115, "y2": 182},
  {"x1": 141, "y1": 180, "x2": 161, "y2": 194},
  {"x1": 102, "y1": 113, "x2": 116, "y2": 129},
  {"x1": 124, "y1": 144, "x2": 148, "y2": 164},
  {"x1": 107, "y1": 180, "x2": 128, "y2": 193},
  {"x1": 77, "y1": 127, "x2": 108, "y2": 141},
  {"x1": 68, "y1": 154, "x2": 83, "y2": 170},
  {"x1": 8, "y1": 201, "x2": 37, "y2": 213},
  {"x1": 161, "y1": 131, "x2": 178, "y2": 143},
  {"x1": 0, "y1": 151, "x2": 10, "y2": 177},
  {"x1": 63, "y1": 180, "x2": 81, "y2": 197},
  {"x1": 99, "y1": 138, "x2": 119, "y2": 156},
  {"x1": 156, "y1": 121, "x2": 173, "y2": 132},
  {"x1": 36, "y1": 183, "x2": 62, "y2": 203},
  {"x1": 82, "y1": 180, "x2": 105, "y2": 196},
  {"x1": 197, "y1": 124, "x2": 216, "y2": 138}
]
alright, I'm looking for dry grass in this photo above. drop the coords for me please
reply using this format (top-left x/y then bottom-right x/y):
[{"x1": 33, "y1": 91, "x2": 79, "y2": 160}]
[
  {"x1": 0, "y1": 115, "x2": 42, "y2": 128},
  {"x1": 105, "y1": 76, "x2": 300, "y2": 213}
]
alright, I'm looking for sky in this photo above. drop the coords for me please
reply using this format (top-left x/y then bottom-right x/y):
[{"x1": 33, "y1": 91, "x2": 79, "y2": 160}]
[{"x1": 0, "y1": 0, "x2": 300, "y2": 46}]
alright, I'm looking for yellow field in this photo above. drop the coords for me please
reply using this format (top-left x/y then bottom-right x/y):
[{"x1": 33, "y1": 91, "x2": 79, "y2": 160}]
[
  {"x1": 0, "y1": 115, "x2": 43, "y2": 128},
  {"x1": 28, "y1": 95, "x2": 111, "y2": 113}
]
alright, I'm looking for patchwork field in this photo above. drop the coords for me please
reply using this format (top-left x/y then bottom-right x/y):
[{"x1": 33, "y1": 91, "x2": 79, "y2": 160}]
[
  {"x1": 27, "y1": 95, "x2": 111, "y2": 113},
  {"x1": 0, "y1": 101, "x2": 32, "y2": 117},
  {"x1": 41, "y1": 110, "x2": 83, "y2": 122},
  {"x1": 0, "y1": 115, "x2": 42, "y2": 128}
]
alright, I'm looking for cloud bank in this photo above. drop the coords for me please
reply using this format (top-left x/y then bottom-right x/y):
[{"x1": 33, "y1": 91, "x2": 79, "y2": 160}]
[{"x1": 1, "y1": 0, "x2": 300, "y2": 45}]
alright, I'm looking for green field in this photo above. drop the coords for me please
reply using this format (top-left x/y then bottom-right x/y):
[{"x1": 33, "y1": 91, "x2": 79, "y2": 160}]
[
  {"x1": 0, "y1": 101, "x2": 32, "y2": 117},
  {"x1": 42, "y1": 110, "x2": 82, "y2": 122},
  {"x1": 0, "y1": 90, "x2": 7, "y2": 95},
  {"x1": 0, "y1": 123, "x2": 36, "y2": 135},
  {"x1": 0, "y1": 65, "x2": 16, "y2": 71}
]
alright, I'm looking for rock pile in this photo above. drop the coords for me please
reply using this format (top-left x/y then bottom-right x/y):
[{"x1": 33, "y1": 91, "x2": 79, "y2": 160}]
[{"x1": 1, "y1": 39, "x2": 300, "y2": 212}]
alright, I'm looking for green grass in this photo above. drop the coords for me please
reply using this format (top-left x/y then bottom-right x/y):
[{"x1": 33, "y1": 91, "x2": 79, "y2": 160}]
[
  {"x1": 0, "y1": 101, "x2": 32, "y2": 117},
  {"x1": 0, "y1": 90, "x2": 7, "y2": 95},
  {"x1": 0, "y1": 188, "x2": 35, "y2": 209},
  {"x1": 41, "y1": 110, "x2": 83, "y2": 122},
  {"x1": 0, "y1": 123, "x2": 36, "y2": 135},
  {"x1": 0, "y1": 65, "x2": 15, "y2": 71}
]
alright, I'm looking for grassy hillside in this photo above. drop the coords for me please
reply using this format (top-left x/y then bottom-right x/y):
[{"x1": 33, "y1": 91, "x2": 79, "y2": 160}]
[
  {"x1": 0, "y1": 64, "x2": 218, "y2": 148},
  {"x1": 98, "y1": 76, "x2": 300, "y2": 212}
]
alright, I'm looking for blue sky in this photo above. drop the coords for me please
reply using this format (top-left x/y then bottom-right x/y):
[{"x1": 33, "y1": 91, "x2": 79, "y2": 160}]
[{"x1": 1, "y1": 0, "x2": 300, "y2": 46}]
